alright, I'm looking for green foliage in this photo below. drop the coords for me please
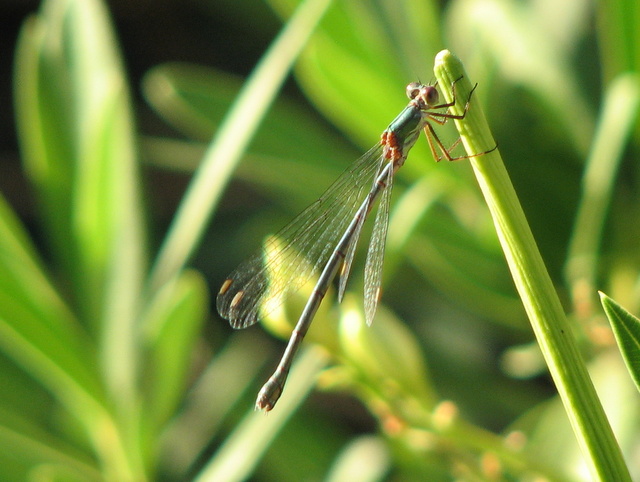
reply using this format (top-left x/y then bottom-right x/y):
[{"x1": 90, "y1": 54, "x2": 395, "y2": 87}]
[
  {"x1": 600, "y1": 293, "x2": 640, "y2": 394},
  {"x1": 4, "y1": 0, "x2": 640, "y2": 480},
  {"x1": 8, "y1": 0, "x2": 207, "y2": 479}
]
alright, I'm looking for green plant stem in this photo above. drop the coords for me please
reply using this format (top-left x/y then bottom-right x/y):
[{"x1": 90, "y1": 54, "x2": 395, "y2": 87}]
[
  {"x1": 433, "y1": 50, "x2": 630, "y2": 481},
  {"x1": 565, "y1": 74, "x2": 640, "y2": 310},
  {"x1": 147, "y1": 0, "x2": 333, "y2": 294}
]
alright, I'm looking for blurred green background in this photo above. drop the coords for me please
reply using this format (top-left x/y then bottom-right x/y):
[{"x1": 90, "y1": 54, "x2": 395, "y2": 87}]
[{"x1": 1, "y1": 0, "x2": 639, "y2": 480}]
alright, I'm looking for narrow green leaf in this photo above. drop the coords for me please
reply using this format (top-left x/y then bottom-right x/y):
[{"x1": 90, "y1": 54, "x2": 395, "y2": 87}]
[
  {"x1": 194, "y1": 347, "x2": 329, "y2": 482},
  {"x1": 325, "y1": 435, "x2": 390, "y2": 482},
  {"x1": 339, "y1": 295, "x2": 434, "y2": 405},
  {"x1": 446, "y1": 0, "x2": 594, "y2": 154},
  {"x1": 13, "y1": 13, "x2": 77, "y2": 276},
  {"x1": 142, "y1": 63, "x2": 355, "y2": 168},
  {"x1": 13, "y1": 0, "x2": 148, "y2": 477},
  {"x1": 148, "y1": 0, "x2": 334, "y2": 294},
  {"x1": 269, "y1": 0, "x2": 441, "y2": 152},
  {"x1": 0, "y1": 192, "x2": 129, "y2": 475},
  {"x1": 565, "y1": 74, "x2": 640, "y2": 295},
  {"x1": 14, "y1": 0, "x2": 146, "y2": 335},
  {"x1": 596, "y1": 0, "x2": 640, "y2": 82},
  {"x1": 0, "y1": 192, "x2": 103, "y2": 407},
  {"x1": 140, "y1": 270, "x2": 208, "y2": 431},
  {"x1": 158, "y1": 333, "x2": 275, "y2": 478},
  {"x1": 599, "y1": 292, "x2": 640, "y2": 394},
  {"x1": 0, "y1": 407, "x2": 100, "y2": 480}
]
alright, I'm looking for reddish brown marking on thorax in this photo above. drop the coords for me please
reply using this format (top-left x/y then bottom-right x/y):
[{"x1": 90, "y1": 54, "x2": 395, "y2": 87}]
[{"x1": 381, "y1": 130, "x2": 402, "y2": 161}]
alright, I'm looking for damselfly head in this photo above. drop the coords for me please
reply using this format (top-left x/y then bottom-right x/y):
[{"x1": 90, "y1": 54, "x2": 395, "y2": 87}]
[{"x1": 405, "y1": 82, "x2": 439, "y2": 109}]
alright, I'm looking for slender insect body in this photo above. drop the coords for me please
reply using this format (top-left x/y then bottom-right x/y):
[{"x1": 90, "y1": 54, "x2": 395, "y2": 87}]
[{"x1": 217, "y1": 78, "x2": 494, "y2": 410}]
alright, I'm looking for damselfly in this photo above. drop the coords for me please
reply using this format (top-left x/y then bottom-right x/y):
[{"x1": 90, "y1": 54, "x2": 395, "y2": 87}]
[{"x1": 218, "y1": 77, "x2": 493, "y2": 411}]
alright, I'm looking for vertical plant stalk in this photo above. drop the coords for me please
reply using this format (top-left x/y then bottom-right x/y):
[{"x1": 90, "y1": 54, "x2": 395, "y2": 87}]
[
  {"x1": 148, "y1": 0, "x2": 333, "y2": 294},
  {"x1": 565, "y1": 74, "x2": 640, "y2": 311},
  {"x1": 433, "y1": 50, "x2": 630, "y2": 481}
]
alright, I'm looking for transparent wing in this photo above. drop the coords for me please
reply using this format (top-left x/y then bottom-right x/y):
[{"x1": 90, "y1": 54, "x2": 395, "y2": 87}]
[
  {"x1": 217, "y1": 144, "x2": 384, "y2": 329},
  {"x1": 337, "y1": 156, "x2": 389, "y2": 302},
  {"x1": 363, "y1": 163, "x2": 393, "y2": 325},
  {"x1": 337, "y1": 201, "x2": 366, "y2": 303}
]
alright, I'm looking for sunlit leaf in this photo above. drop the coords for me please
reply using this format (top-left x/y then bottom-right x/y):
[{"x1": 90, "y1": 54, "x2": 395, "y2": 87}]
[{"x1": 600, "y1": 292, "x2": 640, "y2": 394}]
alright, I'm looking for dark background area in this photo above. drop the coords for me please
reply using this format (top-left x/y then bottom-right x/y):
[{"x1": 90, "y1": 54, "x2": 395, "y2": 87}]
[{"x1": 1, "y1": 0, "x2": 281, "y2": 221}]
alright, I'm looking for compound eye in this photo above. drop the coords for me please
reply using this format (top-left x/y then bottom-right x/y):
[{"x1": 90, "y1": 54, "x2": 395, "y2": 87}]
[
  {"x1": 406, "y1": 82, "x2": 422, "y2": 99},
  {"x1": 425, "y1": 86, "x2": 439, "y2": 106}
]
